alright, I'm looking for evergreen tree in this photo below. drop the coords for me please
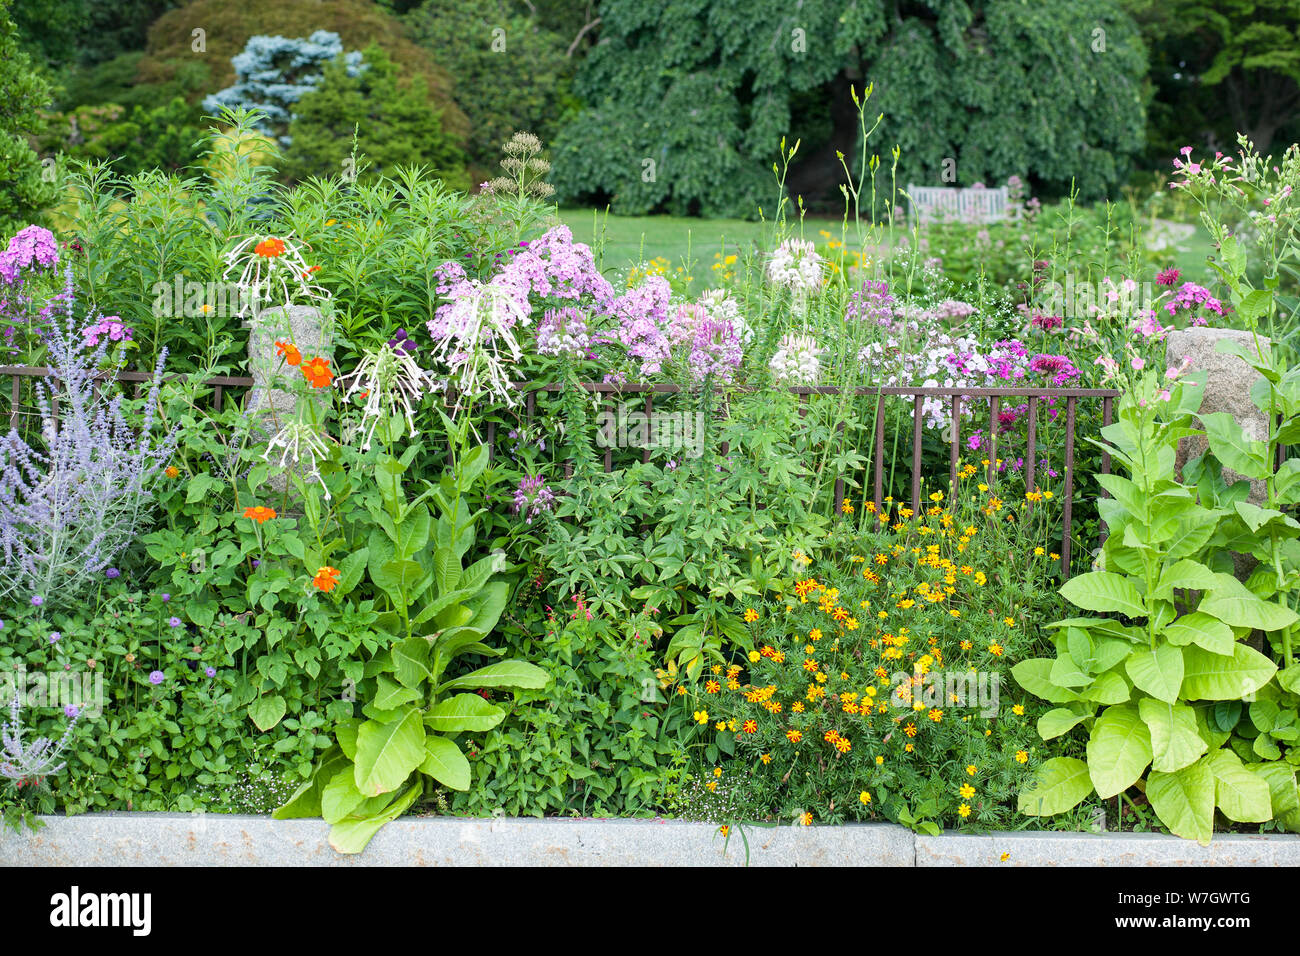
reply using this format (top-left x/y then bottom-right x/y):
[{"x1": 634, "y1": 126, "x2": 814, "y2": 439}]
[{"x1": 282, "y1": 44, "x2": 466, "y2": 188}]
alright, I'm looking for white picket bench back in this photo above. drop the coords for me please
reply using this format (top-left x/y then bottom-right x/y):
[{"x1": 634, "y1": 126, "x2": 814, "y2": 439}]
[{"x1": 907, "y1": 184, "x2": 1010, "y2": 225}]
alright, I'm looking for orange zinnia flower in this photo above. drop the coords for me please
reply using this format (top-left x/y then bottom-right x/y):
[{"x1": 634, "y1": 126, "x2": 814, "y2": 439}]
[
  {"x1": 242, "y1": 506, "x2": 277, "y2": 523},
  {"x1": 312, "y1": 566, "x2": 340, "y2": 592},
  {"x1": 300, "y1": 356, "x2": 333, "y2": 388},
  {"x1": 301, "y1": 265, "x2": 320, "y2": 278},
  {"x1": 275, "y1": 341, "x2": 302, "y2": 366},
  {"x1": 254, "y1": 237, "x2": 286, "y2": 258}
]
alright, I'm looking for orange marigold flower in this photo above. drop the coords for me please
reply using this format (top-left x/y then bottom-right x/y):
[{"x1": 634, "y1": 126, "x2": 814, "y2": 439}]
[
  {"x1": 312, "y1": 566, "x2": 341, "y2": 592},
  {"x1": 705, "y1": 680, "x2": 720, "y2": 694},
  {"x1": 164, "y1": 465, "x2": 179, "y2": 478},
  {"x1": 300, "y1": 356, "x2": 333, "y2": 388},
  {"x1": 254, "y1": 237, "x2": 286, "y2": 258},
  {"x1": 786, "y1": 729, "x2": 803, "y2": 743},
  {"x1": 742, "y1": 719, "x2": 757, "y2": 734},
  {"x1": 275, "y1": 341, "x2": 302, "y2": 366},
  {"x1": 242, "y1": 505, "x2": 276, "y2": 523}
]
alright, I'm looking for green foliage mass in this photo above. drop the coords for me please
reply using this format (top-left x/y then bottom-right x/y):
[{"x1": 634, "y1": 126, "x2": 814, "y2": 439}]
[
  {"x1": 283, "y1": 44, "x2": 467, "y2": 188},
  {"x1": 404, "y1": 0, "x2": 577, "y2": 173},
  {"x1": 0, "y1": 0, "x2": 60, "y2": 234},
  {"x1": 550, "y1": 0, "x2": 1148, "y2": 217}
]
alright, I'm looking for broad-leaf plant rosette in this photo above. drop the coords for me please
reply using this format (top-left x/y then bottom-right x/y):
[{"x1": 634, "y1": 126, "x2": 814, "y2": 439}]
[{"x1": 1016, "y1": 349, "x2": 1300, "y2": 843}]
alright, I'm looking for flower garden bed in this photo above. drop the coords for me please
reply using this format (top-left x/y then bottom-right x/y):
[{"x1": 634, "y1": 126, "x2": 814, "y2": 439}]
[{"x1": 4, "y1": 106, "x2": 1300, "y2": 864}]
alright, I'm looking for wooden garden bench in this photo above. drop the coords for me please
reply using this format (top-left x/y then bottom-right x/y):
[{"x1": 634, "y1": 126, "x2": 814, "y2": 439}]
[{"x1": 907, "y1": 184, "x2": 1010, "y2": 225}]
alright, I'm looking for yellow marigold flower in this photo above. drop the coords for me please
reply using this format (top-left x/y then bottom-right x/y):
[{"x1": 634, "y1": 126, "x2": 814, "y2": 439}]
[
  {"x1": 677, "y1": 686, "x2": 687, "y2": 696},
  {"x1": 760, "y1": 753, "x2": 772, "y2": 764},
  {"x1": 905, "y1": 742, "x2": 914, "y2": 752},
  {"x1": 903, "y1": 723, "x2": 917, "y2": 738},
  {"x1": 1050, "y1": 552, "x2": 1060, "y2": 561},
  {"x1": 876, "y1": 755, "x2": 884, "y2": 765},
  {"x1": 800, "y1": 812, "x2": 813, "y2": 826},
  {"x1": 1043, "y1": 491, "x2": 1054, "y2": 500},
  {"x1": 713, "y1": 767, "x2": 723, "y2": 778},
  {"x1": 967, "y1": 765, "x2": 977, "y2": 775},
  {"x1": 694, "y1": 710, "x2": 709, "y2": 724},
  {"x1": 1003, "y1": 616, "x2": 1016, "y2": 627},
  {"x1": 786, "y1": 729, "x2": 803, "y2": 743},
  {"x1": 1012, "y1": 704, "x2": 1025, "y2": 715},
  {"x1": 706, "y1": 781, "x2": 718, "y2": 792},
  {"x1": 959, "y1": 783, "x2": 975, "y2": 799},
  {"x1": 989, "y1": 642, "x2": 1004, "y2": 657},
  {"x1": 748, "y1": 650, "x2": 761, "y2": 663},
  {"x1": 809, "y1": 628, "x2": 822, "y2": 641},
  {"x1": 705, "y1": 680, "x2": 720, "y2": 693},
  {"x1": 716, "y1": 721, "x2": 727, "y2": 731},
  {"x1": 860, "y1": 790, "x2": 872, "y2": 804},
  {"x1": 1015, "y1": 750, "x2": 1029, "y2": 764},
  {"x1": 743, "y1": 608, "x2": 759, "y2": 623},
  {"x1": 958, "y1": 803, "x2": 971, "y2": 818}
]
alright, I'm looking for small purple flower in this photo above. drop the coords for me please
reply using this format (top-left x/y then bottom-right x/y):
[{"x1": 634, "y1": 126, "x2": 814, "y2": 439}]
[
  {"x1": 161, "y1": 593, "x2": 170, "y2": 602},
  {"x1": 251, "y1": 559, "x2": 261, "y2": 569},
  {"x1": 148, "y1": 670, "x2": 164, "y2": 685},
  {"x1": 205, "y1": 666, "x2": 216, "y2": 678},
  {"x1": 168, "y1": 616, "x2": 182, "y2": 628},
  {"x1": 105, "y1": 567, "x2": 120, "y2": 579},
  {"x1": 30, "y1": 595, "x2": 43, "y2": 607},
  {"x1": 48, "y1": 631, "x2": 61, "y2": 644},
  {"x1": 64, "y1": 704, "x2": 79, "y2": 719}
]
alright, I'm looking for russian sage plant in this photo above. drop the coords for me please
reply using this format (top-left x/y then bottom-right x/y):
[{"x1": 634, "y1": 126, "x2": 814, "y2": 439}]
[{"x1": 0, "y1": 280, "x2": 177, "y2": 605}]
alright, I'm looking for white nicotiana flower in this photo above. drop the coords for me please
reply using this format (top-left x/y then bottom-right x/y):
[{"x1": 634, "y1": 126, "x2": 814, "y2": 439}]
[
  {"x1": 429, "y1": 282, "x2": 528, "y2": 407},
  {"x1": 340, "y1": 343, "x2": 432, "y2": 451},
  {"x1": 263, "y1": 419, "x2": 336, "y2": 499},
  {"x1": 222, "y1": 234, "x2": 327, "y2": 317},
  {"x1": 769, "y1": 332, "x2": 823, "y2": 385},
  {"x1": 766, "y1": 239, "x2": 824, "y2": 292}
]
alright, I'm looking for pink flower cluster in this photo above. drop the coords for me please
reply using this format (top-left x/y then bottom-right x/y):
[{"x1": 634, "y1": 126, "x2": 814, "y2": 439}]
[
  {"x1": 1164, "y1": 281, "x2": 1225, "y2": 326},
  {"x1": 81, "y1": 317, "x2": 133, "y2": 349},
  {"x1": 0, "y1": 226, "x2": 59, "y2": 286}
]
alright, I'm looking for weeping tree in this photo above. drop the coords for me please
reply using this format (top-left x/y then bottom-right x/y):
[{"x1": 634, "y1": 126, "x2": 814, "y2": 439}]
[{"x1": 550, "y1": 0, "x2": 1148, "y2": 217}]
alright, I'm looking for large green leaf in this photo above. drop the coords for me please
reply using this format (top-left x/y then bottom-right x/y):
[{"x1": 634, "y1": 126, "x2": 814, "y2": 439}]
[
  {"x1": 1087, "y1": 703, "x2": 1153, "y2": 799},
  {"x1": 1152, "y1": 559, "x2": 1218, "y2": 599},
  {"x1": 248, "y1": 694, "x2": 286, "y2": 732},
  {"x1": 1200, "y1": 412, "x2": 1269, "y2": 480},
  {"x1": 1125, "y1": 645, "x2": 1184, "y2": 704},
  {"x1": 420, "y1": 736, "x2": 471, "y2": 791},
  {"x1": 322, "y1": 767, "x2": 367, "y2": 824},
  {"x1": 328, "y1": 782, "x2": 421, "y2": 855},
  {"x1": 1206, "y1": 749, "x2": 1272, "y2": 823},
  {"x1": 1162, "y1": 611, "x2": 1234, "y2": 655},
  {"x1": 392, "y1": 635, "x2": 432, "y2": 689},
  {"x1": 1037, "y1": 708, "x2": 1091, "y2": 740},
  {"x1": 1147, "y1": 761, "x2": 1216, "y2": 845},
  {"x1": 353, "y1": 707, "x2": 426, "y2": 797},
  {"x1": 272, "y1": 749, "x2": 348, "y2": 820},
  {"x1": 1059, "y1": 571, "x2": 1147, "y2": 617},
  {"x1": 424, "y1": 693, "x2": 506, "y2": 733},
  {"x1": 1139, "y1": 698, "x2": 1207, "y2": 773},
  {"x1": 1180, "y1": 643, "x2": 1277, "y2": 701},
  {"x1": 1017, "y1": 757, "x2": 1094, "y2": 816},
  {"x1": 1011, "y1": 658, "x2": 1082, "y2": 704},
  {"x1": 1199, "y1": 580, "x2": 1299, "y2": 632},
  {"x1": 438, "y1": 660, "x2": 550, "y2": 693}
]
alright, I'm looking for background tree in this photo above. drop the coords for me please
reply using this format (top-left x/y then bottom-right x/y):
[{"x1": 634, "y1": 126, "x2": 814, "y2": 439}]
[
  {"x1": 1127, "y1": 0, "x2": 1300, "y2": 159},
  {"x1": 0, "y1": 0, "x2": 60, "y2": 233},
  {"x1": 404, "y1": 0, "x2": 576, "y2": 176},
  {"x1": 550, "y1": 0, "x2": 1148, "y2": 218},
  {"x1": 203, "y1": 30, "x2": 366, "y2": 146},
  {"x1": 282, "y1": 44, "x2": 466, "y2": 187}
]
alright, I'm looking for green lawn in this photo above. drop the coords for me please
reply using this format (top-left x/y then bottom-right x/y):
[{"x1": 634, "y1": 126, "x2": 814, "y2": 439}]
[{"x1": 557, "y1": 206, "x2": 1221, "y2": 288}]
